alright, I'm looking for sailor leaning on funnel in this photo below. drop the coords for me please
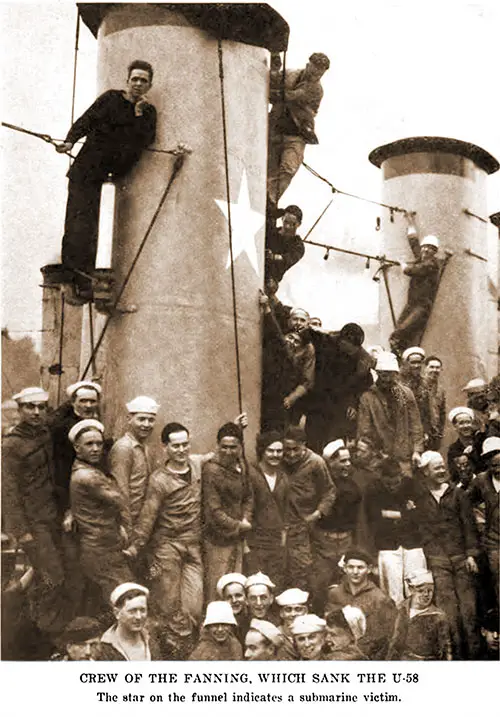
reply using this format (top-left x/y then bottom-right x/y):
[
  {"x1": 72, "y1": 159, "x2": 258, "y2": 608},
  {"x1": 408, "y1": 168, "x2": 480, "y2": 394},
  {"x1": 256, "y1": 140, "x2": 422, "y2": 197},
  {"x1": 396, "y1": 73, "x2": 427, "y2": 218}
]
[
  {"x1": 389, "y1": 234, "x2": 441, "y2": 355},
  {"x1": 55, "y1": 60, "x2": 156, "y2": 299}
]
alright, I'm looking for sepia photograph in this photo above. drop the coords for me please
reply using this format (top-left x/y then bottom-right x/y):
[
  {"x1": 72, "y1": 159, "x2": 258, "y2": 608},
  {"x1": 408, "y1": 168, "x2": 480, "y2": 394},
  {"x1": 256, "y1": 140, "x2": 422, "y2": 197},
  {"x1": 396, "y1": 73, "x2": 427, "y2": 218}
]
[{"x1": 1, "y1": 1, "x2": 499, "y2": 711}]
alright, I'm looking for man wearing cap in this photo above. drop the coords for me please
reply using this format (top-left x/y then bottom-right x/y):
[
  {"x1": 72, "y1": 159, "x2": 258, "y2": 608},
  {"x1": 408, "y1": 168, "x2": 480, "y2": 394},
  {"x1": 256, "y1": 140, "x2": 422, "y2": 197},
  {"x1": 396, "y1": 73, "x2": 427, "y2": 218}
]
[
  {"x1": 309, "y1": 440, "x2": 362, "y2": 614},
  {"x1": 245, "y1": 572, "x2": 277, "y2": 623},
  {"x1": 422, "y1": 355, "x2": 446, "y2": 450},
  {"x1": 357, "y1": 352, "x2": 424, "y2": 475},
  {"x1": 400, "y1": 347, "x2": 431, "y2": 441},
  {"x1": 413, "y1": 450, "x2": 480, "y2": 658},
  {"x1": 202, "y1": 422, "x2": 254, "y2": 600},
  {"x1": 69, "y1": 419, "x2": 133, "y2": 614},
  {"x1": 108, "y1": 396, "x2": 159, "y2": 536},
  {"x1": 387, "y1": 569, "x2": 452, "y2": 660},
  {"x1": 324, "y1": 606, "x2": 368, "y2": 660},
  {"x1": 2, "y1": 387, "x2": 66, "y2": 594},
  {"x1": 468, "y1": 437, "x2": 500, "y2": 604},
  {"x1": 127, "y1": 422, "x2": 205, "y2": 626},
  {"x1": 275, "y1": 588, "x2": 309, "y2": 660},
  {"x1": 246, "y1": 432, "x2": 288, "y2": 589},
  {"x1": 326, "y1": 547, "x2": 397, "y2": 660},
  {"x1": 265, "y1": 205, "x2": 305, "y2": 286},
  {"x1": 364, "y1": 455, "x2": 425, "y2": 605},
  {"x1": 217, "y1": 573, "x2": 249, "y2": 644},
  {"x1": 389, "y1": 234, "x2": 441, "y2": 354},
  {"x1": 189, "y1": 601, "x2": 242, "y2": 660},
  {"x1": 51, "y1": 616, "x2": 103, "y2": 661},
  {"x1": 447, "y1": 406, "x2": 486, "y2": 480},
  {"x1": 100, "y1": 582, "x2": 160, "y2": 660},
  {"x1": 49, "y1": 380, "x2": 102, "y2": 515},
  {"x1": 282, "y1": 426, "x2": 336, "y2": 592},
  {"x1": 244, "y1": 618, "x2": 283, "y2": 660},
  {"x1": 290, "y1": 614, "x2": 328, "y2": 660},
  {"x1": 267, "y1": 52, "x2": 330, "y2": 204}
]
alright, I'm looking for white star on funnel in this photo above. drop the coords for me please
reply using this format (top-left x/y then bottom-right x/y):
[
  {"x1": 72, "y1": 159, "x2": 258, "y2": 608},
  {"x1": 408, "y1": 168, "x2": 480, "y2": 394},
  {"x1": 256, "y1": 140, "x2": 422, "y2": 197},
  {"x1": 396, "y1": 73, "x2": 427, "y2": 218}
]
[{"x1": 215, "y1": 171, "x2": 265, "y2": 276}]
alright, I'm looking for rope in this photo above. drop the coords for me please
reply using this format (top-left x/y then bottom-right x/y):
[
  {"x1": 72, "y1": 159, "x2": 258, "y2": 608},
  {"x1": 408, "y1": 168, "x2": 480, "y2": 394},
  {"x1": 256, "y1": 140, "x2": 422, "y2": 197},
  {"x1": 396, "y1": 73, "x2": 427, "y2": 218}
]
[
  {"x1": 380, "y1": 265, "x2": 397, "y2": 328},
  {"x1": 1, "y1": 122, "x2": 76, "y2": 158},
  {"x1": 69, "y1": 8, "x2": 80, "y2": 170},
  {"x1": 217, "y1": 39, "x2": 243, "y2": 415},
  {"x1": 303, "y1": 198, "x2": 334, "y2": 241},
  {"x1": 277, "y1": 49, "x2": 287, "y2": 202},
  {"x1": 56, "y1": 290, "x2": 66, "y2": 406},
  {"x1": 80, "y1": 153, "x2": 186, "y2": 379},
  {"x1": 302, "y1": 236, "x2": 400, "y2": 266},
  {"x1": 302, "y1": 161, "x2": 407, "y2": 214},
  {"x1": 88, "y1": 302, "x2": 97, "y2": 379}
]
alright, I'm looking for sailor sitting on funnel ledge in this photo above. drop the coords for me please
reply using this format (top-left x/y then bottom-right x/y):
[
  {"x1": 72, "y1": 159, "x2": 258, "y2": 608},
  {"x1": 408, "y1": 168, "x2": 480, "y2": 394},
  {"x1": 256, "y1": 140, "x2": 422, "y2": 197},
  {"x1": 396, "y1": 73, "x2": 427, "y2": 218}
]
[{"x1": 56, "y1": 60, "x2": 157, "y2": 300}]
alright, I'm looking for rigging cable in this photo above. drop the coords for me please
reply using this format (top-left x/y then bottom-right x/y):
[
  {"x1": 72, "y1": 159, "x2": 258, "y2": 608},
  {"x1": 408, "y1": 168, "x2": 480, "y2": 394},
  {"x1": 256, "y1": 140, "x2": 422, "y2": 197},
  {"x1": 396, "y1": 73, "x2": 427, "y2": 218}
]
[
  {"x1": 56, "y1": 290, "x2": 66, "y2": 406},
  {"x1": 217, "y1": 39, "x2": 243, "y2": 415},
  {"x1": 80, "y1": 153, "x2": 186, "y2": 379}
]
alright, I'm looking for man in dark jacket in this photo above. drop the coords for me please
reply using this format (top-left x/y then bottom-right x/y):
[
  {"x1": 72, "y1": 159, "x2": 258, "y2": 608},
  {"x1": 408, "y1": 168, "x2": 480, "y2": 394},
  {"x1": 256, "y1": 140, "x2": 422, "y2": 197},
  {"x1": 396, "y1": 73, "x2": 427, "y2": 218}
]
[
  {"x1": 389, "y1": 235, "x2": 441, "y2": 354},
  {"x1": 304, "y1": 322, "x2": 374, "y2": 453},
  {"x1": 265, "y1": 205, "x2": 305, "y2": 286},
  {"x1": 413, "y1": 450, "x2": 481, "y2": 658},
  {"x1": 202, "y1": 423, "x2": 254, "y2": 601},
  {"x1": 56, "y1": 60, "x2": 156, "y2": 296},
  {"x1": 2, "y1": 387, "x2": 64, "y2": 589}
]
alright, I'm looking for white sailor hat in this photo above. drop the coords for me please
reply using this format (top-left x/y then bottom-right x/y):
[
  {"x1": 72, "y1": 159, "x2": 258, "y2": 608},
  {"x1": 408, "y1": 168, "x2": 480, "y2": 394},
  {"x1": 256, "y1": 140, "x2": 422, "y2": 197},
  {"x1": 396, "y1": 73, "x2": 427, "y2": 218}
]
[
  {"x1": 462, "y1": 378, "x2": 487, "y2": 394},
  {"x1": 341, "y1": 605, "x2": 367, "y2": 641},
  {"x1": 289, "y1": 307, "x2": 310, "y2": 320},
  {"x1": 66, "y1": 381, "x2": 102, "y2": 399},
  {"x1": 290, "y1": 614, "x2": 326, "y2": 636},
  {"x1": 323, "y1": 439, "x2": 346, "y2": 460},
  {"x1": 12, "y1": 386, "x2": 48, "y2": 404},
  {"x1": 420, "y1": 235, "x2": 439, "y2": 248},
  {"x1": 406, "y1": 569, "x2": 434, "y2": 587},
  {"x1": 68, "y1": 419, "x2": 105, "y2": 444},
  {"x1": 249, "y1": 619, "x2": 283, "y2": 647},
  {"x1": 126, "y1": 395, "x2": 160, "y2": 414},
  {"x1": 481, "y1": 436, "x2": 500, "y2": 457},
  {"x1": 203, "y1": 601, "x2": 237, "y2": 627},
  {"x1": 110, "y1": 582, "x2": 149, "y2": 606},
  {"x1": 401, "y1": 346, "x2": 425, "y2": 361},
  {"x1": 216, "y1": 573, "x2": 247, "y2": 598},
  {"x1": 245, "y1": 572, "x2": 275, "y2": 591},
  {"x1": 419, "y1": 450, "x2": 443, "y2": 469},
  {"x1": 448, "y1": 406, "x2": 475, "y2": 424},
  {"x1": 375, "y1": 352, "x2": 400, "y2": 372},
  {"x1": 275, "y1": 588, "x2": 309, "y2": 606}
]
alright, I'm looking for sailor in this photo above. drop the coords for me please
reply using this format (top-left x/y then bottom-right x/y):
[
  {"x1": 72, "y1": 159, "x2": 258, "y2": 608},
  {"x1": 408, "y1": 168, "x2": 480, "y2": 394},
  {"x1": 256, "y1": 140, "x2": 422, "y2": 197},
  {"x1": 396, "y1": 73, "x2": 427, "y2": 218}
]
[
  {"x1": 202, "y1": 422, "x2": 254, "y2": 600},
  {"x1": 108, "y1": 395, "x2": 159, "y2": 535},
  {"x1": 422, "y1": 354, "x2": 446, "y2": 450},
  {"x1": 126, "y1": 422, "x2": 205, "y2": 627},
  {"x1": 188, "y1": 601, "x2": 242, "y2": 660},
  {"x1": 216, "y1": 572, "x2": 249, "y2": 644},
  {"x1": 447, "y1": 406, "x2": 486, "y2": 480},
  {"x1": 100, "y1": 582, "x2": 160, "y2": 660},
  {"x1": 275, "y1": 587, "x2": 309, "y2": 660},
  {"x1": 69, "y1": 419, "x2": 133, "y2": 614},
  {"x1": 413, "y1": 451, "x2": 480, "y2": 659},
  {"x1": 265, "y1": 204, "x2": 305, "y2": 286},
  {"x1": 56, "y1": 60, "x2": 156, "y2": 297},
  {"x1": 50, "y1": 617, "x2": 103, "y2": 661},
  {"x1": 389, "y1": 235, "x2": 441, "y2": 354},
  {"x1": 49, "y1": 380, "x2": 102, "y2": 515},
  {"x1": 245, "y1": 572, "x2": 276, "y2": 622},
  {"x1": 387, "y1": 569, "x2": 452, "y2": 660},
  {"x1": 289, "y1": 613, "x2": 328, "y2": 660},
  {"x1": 357, "y1": 352, "x2": 424, "y2": 477},
  {"x1": 2, "y1": 387, "x2": 65, "y2": 592},
  {"x1": 462, "y1": 378, "x2": 489, "y2": 432},
  {"x1": 267, "y1": 52, "x2": 330, "y2": 204},
  {"x1": 324, "y1": 606, "x2": 368, "y2": 660},
  {"x1": 244, "y1": 618, "x2": 283, "y2": 660}
]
